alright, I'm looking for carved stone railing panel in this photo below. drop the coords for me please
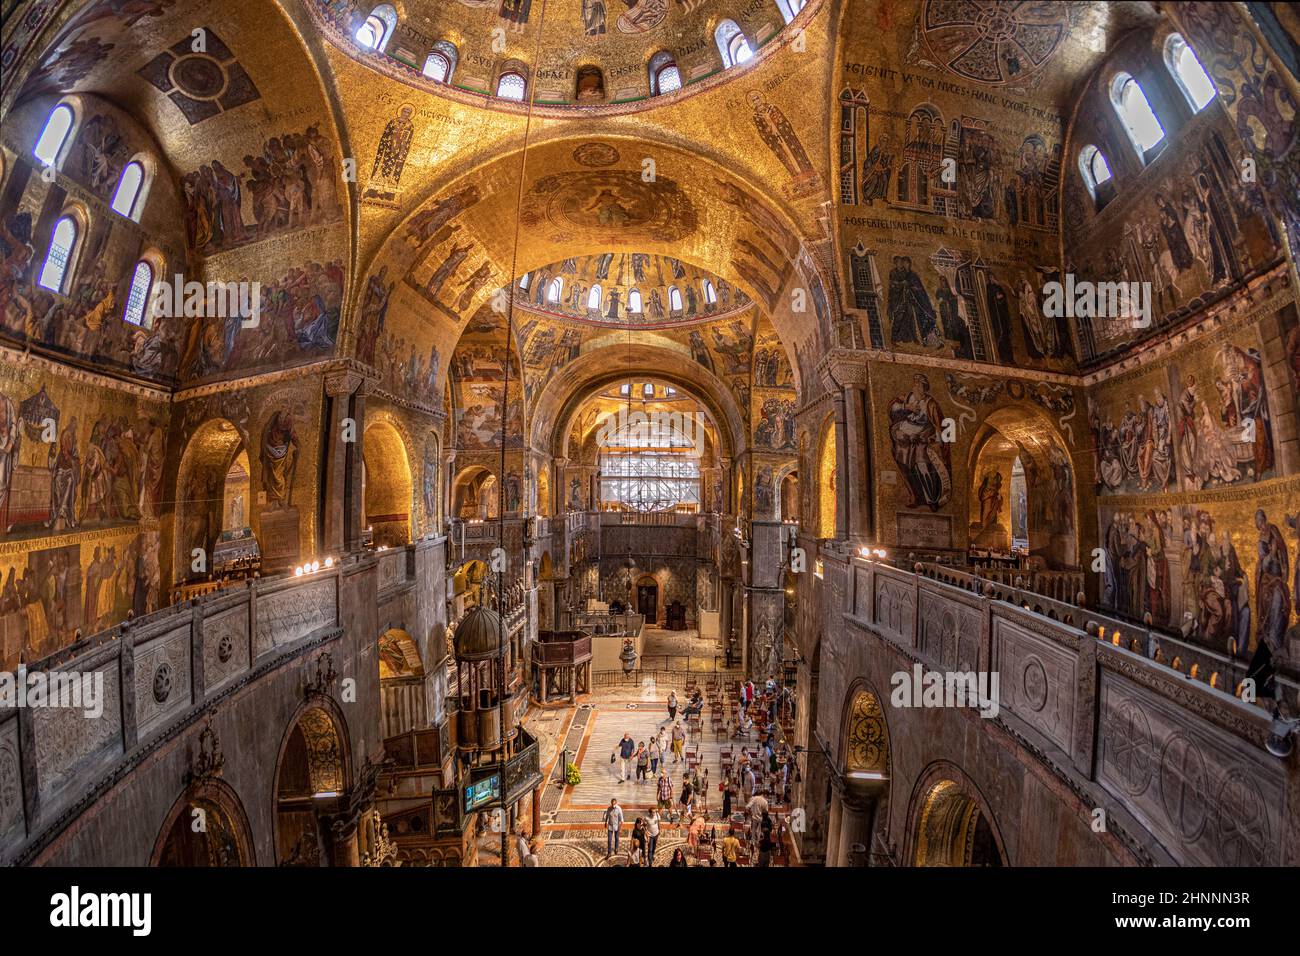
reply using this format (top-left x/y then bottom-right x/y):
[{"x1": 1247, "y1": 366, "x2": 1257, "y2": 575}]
[
  {"x1": 377, "y1": 548, "x2": 409, "y2": 593},
  {"x1": 991, "y1": 616, "x2": 1078, "y2": 760},
  {"x1": 1097, "y1": 669, "x2": 1283, "y2": 867},
  {"x1": 132, "y1": 624, "x2": 193, "y2": 739},
  {"x1": 872, "y1": 567, "x2": 916, "y2": 646},
  {"x1": 31, "y1": 663, "x2": 123, "y2": 809},
  {"x1": 0, "y1": 719, "x2": 23, "y2": 845},
  {"x1": 255, "y1": 578, "x2": 338, "y2": 657},
  {"x1": 918, "y1": 584, "x2": 982, "y2": 673},
  {"x1": 203, "y1": 603, "x2": 251, "y2": 694}
]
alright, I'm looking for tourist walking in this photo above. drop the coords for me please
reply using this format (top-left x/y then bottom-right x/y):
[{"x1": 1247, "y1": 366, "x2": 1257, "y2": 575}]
[
  {"x1": 648, "y1": 735, "x2": 662, "y2": 775},
  {"x1": 671, "y1": 721, "x2": 685, "y2": 763},
  {"x1": 721, "y1": 832, "x2": 741, "y2": 867},
  {"x1": 631, "y1": 817, "x2": 647, "y2": 866},
  {"x1": 646, "y1": 809, "x2": 661, "y2": 864},
  {"x1": 758, "y1": 811, "x2": 774, "y2": 867},
  {"x1": 656, "y1": 768, "x2": 674, "y2": 814},
  {"x1": 635, "y1": 741, "x2": 649, "y2": 783},
  {"x1": 667, "y1": 690, "x2": 678, "y2": 722},
  {"x1": 614, "y1": 732, "x2": 635, "y2": 782},
  {"x1": 603, "y1": 798, "x2": 624, "y2": 858}
]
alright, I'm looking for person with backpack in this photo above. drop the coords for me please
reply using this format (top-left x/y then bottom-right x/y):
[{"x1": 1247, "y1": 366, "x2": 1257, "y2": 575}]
[{"x1": 603, "y1": 798, "x2": 624, "y2": 858}]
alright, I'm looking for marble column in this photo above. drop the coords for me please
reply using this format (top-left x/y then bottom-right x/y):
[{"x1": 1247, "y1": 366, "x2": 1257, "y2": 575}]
[{"x1": 833, "y1": 798, "x2": 874, "y2": 867}]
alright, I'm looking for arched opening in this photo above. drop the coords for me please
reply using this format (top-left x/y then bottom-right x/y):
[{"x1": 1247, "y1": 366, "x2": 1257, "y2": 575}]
[
  {"x1": 575, "y1": 64, "x2": 605, "y2": 102},
  {"x1": 496, "y1": 70, "x2": 527, "y2": 102},
  {"x1": 817, "y1": 420, "x2": 837, "y2": 539},
  {"x1": 110, "y1": 159, "x2": 147, "y2": 220},
  {"x1": 38, "y1": 214, "x2": 79, "y2": 293},
  {"x1": 453, "y1": 559, "x2": 490, "y2": 612},
  {"x1": 967, "y1": 408, "x2": 1076, "y2": 570},
  {"x1": 1110, "y1": 72, "x2": 1165, "y2": 159},
  {"x1": 1164, "y1": 33, "x2": 1216, "y2": 114},
  {"x1": 362, "y1": 420, "x2": 413, "y2": 547},
  {"x1": 151, "y1": 779, "x2": 256, "y2": 866},
  {"x1": 423, "y1": 40, "x2": 457, "y2": 83},
  {"x1": 274, "y1": 702, "x2": 351, "y2": 866},
  {"x1": 452, "y1": 466, "x2": 498, "y2": 520},
  {"x1": 356, "y1": 3, "x2": 397, "y2": 50},
  {"x1": 910, "y1": 777, "x2": 1005, "y2": 867},
  {"x1": 378, "y1": 627, "x2": 427, "y2": 738},
  {"x1": 174, "y1": 419, "x2": 259, "y2": 591},
  {"x1": 778, "y1": 469, "x2": 799, "y2": 524},
  {"x1": 649, "y1": 51, "x2": 681, "y2": 96}
]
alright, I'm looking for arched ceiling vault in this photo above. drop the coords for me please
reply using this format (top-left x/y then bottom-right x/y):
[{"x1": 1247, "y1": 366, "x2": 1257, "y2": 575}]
[
  {"x1": 350, "y1": 132, "x2": 836, "y2": 399},
  {"x1": 532, "y1": 343, "x2": 749, "y2": 462}
]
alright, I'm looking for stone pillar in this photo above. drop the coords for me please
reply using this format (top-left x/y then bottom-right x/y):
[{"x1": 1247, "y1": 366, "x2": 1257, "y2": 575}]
[
  {"x1": 833, "y1": 798, "x2": 874, "y2": 867},
  {"x1": 822, "y1": 350, "x2": 873, "y2": 543},
  {"x1": 531, "y1": 785, "x2": 542, "y2": 840},
  {"x1": 331, "y1": 815, "x2": 361, "y2": 867},
  {"x1": 444, "y1": 450, "x2": 457, "y2": 527},
  {"x1": 830, "y1": 389, "x2": 850, "y2": 541},
  {"x1": 825, "y1": 791, "x2": 844, "y2": 866},
  {"x1": 323, "y1": 368, "x2": 367, "y2": 556}
]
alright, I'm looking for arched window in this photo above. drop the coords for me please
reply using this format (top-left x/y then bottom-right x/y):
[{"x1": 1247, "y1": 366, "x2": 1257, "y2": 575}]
[
  {"x1": 497, "y1": 71, "x2": 527, "y2": 102},
  {"x1": 34, "y1": 103, "x2": 74, "y2": 167},
  {"x1": 628, "y1": 288, "x2": 643, "y2": 313},
  {"x1": 669, "y1": 286, "x2": 683, "y2": 312},
  {"x1": 587, "y1": 284, "x2": 602, "y2": 311},
  {"x1": 1077, "y1": 144, "x2": 1112, "y2": 197},
  {"x1": 546, "y1": 276, "x2": 563, "y2": 303},
  {"x1": 519, "y1": 272, "x2": 530, "y2": 289},
  {"x1": 38, "y1": 215, "x2": 78, "y2": 293},
  {"x1": 643, "y1": 382, "x2": 655, "y2": 397},
  {"x1": 423, "y1": 40, "x2": 458, "y2": 83},
  {"x1": 1164, "y1": 34, "x2": 1216, "y2": 113},
  {"x1": 1110, "y1": 73, "x2": 1164, "y2": 156},
  {"x1": 774, "y1": 0, "x2": 806, "y2": 23},
  {"x1": 649, "y1": 51, "x2": 681, "y2": 96},
  {"x1": 715, "y1": 20, "x2": 752, "y2": 68},
  {"x1": 123, "y1": 260, "x2": 154, "y2": 326},
  {"x1": 111, "y1": 160, "x2": 147, "y2": 220},
  {"x1": 356, "y1": 4, "x2": 397, "y2": 50},
  {"x1": 702, "y1": 279, "x2": 716, "y2": 305}
]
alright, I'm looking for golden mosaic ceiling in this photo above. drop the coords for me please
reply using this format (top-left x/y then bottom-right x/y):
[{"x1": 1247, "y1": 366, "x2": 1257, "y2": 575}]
[{"x1": 517, "y1": 252, "x2": 750, "y2": 328}]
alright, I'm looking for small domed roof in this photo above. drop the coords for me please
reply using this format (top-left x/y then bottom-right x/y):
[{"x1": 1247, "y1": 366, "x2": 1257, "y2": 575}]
[{"x1": 454, "y1": 605, "x2": 504, "y2": 660}]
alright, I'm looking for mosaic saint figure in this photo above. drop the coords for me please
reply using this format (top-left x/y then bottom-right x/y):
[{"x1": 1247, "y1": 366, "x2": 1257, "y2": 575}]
[
  {"x1": 46, "y1": 417, "x2": 80, "y2": 530},
  {"x1": 369, "y1": 105, "x2": 416, "y2": 195},
  {"x1": 748, "y1": 91, "x2": 816, "y2": 182},
  {"x1": 582, "y1": 0, "x2": 606, "y2": 35},
  {"x1": 887, "y1": 374, "x2": 951, "y2": 511},
  {"x1": 261, "y1": 410, "x2": 299, "y2": 507},
  {"x1": 1255, "y1": 509, "x2": 1292, "y2": 661},
  {"x1": 887, "y1": 256, "x2": 939, "y2": 347}
]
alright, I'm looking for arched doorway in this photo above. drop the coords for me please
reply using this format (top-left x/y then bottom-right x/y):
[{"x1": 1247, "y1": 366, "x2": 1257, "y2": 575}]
[
  {"x1": 174, "y1": 419, "x2": 259, "y2": 590},
  {"x1": 151, "y1": 779, "x2": 256, "y2": 866},
  {"x1": 273, "y1": 701, "x2": 351, "y2": 866},
  {"x1": 363, "y1": 420, "x2": 413, "y2": 547},
  {"x1": 635, "y1": 573, "x2": 659, "y2": 625},
  {"x1": 906, "y1": 765, "x2": 1006, "y2": 867}
]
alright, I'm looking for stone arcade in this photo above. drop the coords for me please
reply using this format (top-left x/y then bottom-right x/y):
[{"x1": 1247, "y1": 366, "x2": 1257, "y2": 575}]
[{"x1": 0, "y1": 0, "x2": 1298, "y2": 869}]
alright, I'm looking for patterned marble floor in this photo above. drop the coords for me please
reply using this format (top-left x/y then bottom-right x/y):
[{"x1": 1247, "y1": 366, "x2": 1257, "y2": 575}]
[{"x1": 524, "y1": 682, "x2": 769, "y2": 867}]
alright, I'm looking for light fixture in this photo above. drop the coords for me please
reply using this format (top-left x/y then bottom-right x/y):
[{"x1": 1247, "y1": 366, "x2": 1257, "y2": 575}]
[{"x1": 1265, "y1": 707, "x2": 1299, "y2": 758}]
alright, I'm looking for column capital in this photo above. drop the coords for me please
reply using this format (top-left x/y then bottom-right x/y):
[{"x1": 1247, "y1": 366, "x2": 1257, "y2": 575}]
[
  {"x1": 324, "y1": 364, "x2": 375, "y2": 398},
  {"x1": 820, "y1": 348, "x2": 870, "y2": 391}
]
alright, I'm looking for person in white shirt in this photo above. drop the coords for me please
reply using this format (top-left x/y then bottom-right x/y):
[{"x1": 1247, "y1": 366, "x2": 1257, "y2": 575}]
[{"x1": 646, "y1": 809, "x2": 661, "y2": 864}]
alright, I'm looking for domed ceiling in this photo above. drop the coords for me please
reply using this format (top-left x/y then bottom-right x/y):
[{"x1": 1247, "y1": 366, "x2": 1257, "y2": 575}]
[
  {"x1": 309, "y1": 0, "x2": 816, "y2": 111},
  {"x1": 518, "y1": 252, "x2": 750, "y2": 327}
]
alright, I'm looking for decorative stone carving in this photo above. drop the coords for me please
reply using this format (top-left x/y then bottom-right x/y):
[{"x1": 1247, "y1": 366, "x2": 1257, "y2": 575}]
[
  {"x1": 32, "y1": 668, "x2": 122, "y2": 808},
  {"x1": 1097, "y1": 671, "x2": 1283, "y2": 866},
  {"x1": 185, "y1": 713, "x2": 226, "y2": 789},
  {"x1": 204, "y1": 605, "x2": 250, "y2": 693},
  {"x1": 0, "y1": 720, "x2": 23, "y2": 842},
  {"x1": 134, "y1": 629, "x2": 192, "y2": 735},
  {"x1": 256, "y1": 579, "x2": 337, "y2": 656},
  {"x1": 993, "y1": 617, "x2": 1076, "y2": 756}
]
